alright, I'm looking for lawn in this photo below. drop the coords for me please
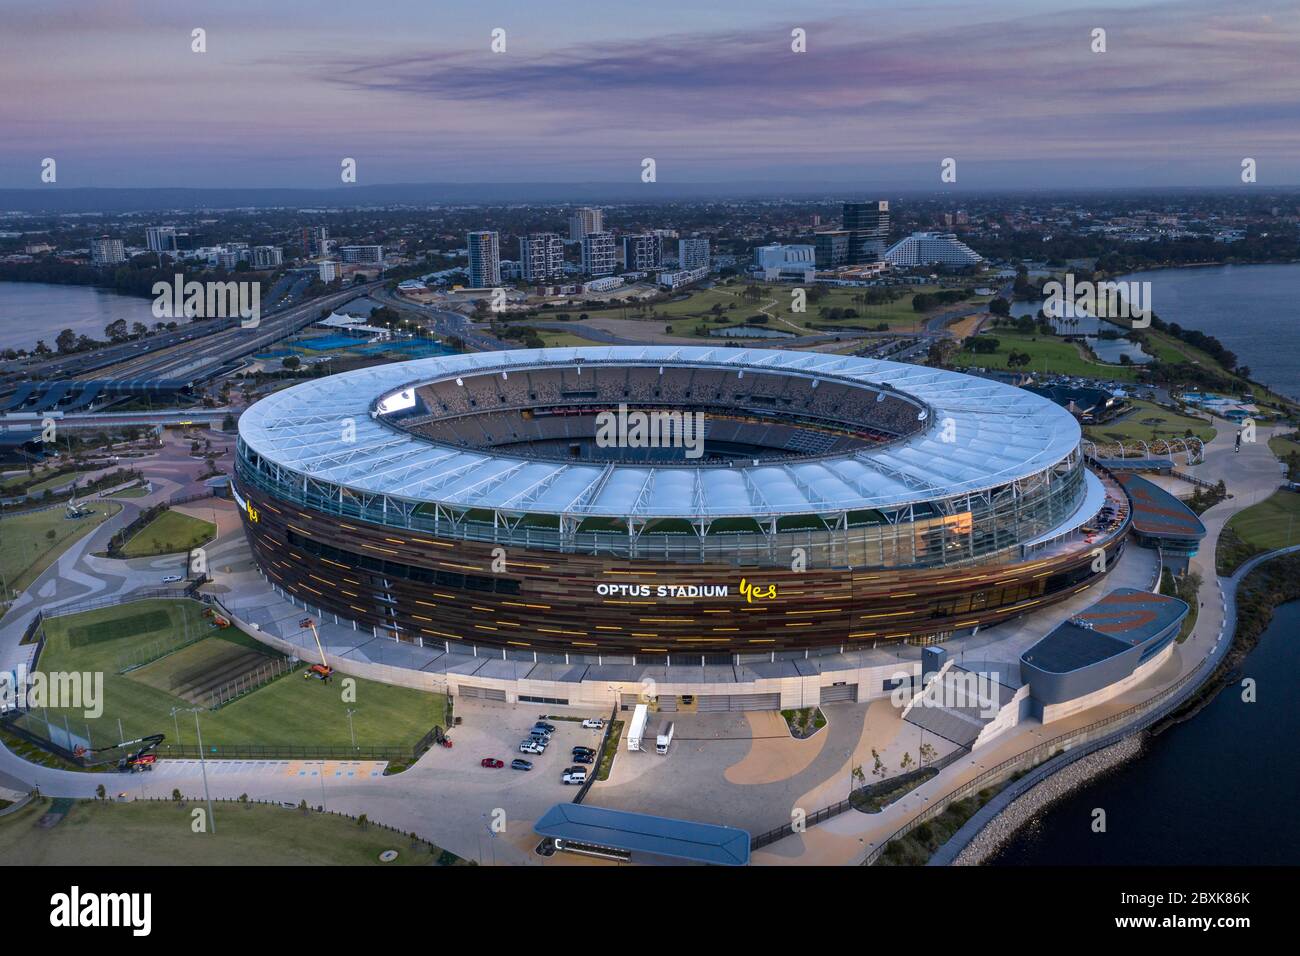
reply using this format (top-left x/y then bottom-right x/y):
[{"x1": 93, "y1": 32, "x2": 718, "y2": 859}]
[
  {"x1": 118, "y1": 509, "x2": 216, "y2": 557},
  {"x1": 1085, "y1": 398, "x2": 1217, "y2": 446},
  {"x1": 5, "y1": 469, "x2": 100, "y2": 496},
  {"x1": 0, "y1": 500, "x2": 122, "y2": 596},
  {"x1": 29, "y1": 599, "x2": 446, "y2": 754},
  {"x1": 0, "y1": 797, "x2": 465, "y2": 866},
  {"x1": 557, "y1": 282, "x2": 976, "y2": 337},
  {"x1": 950, "y1": 329, "x2": 1140, "y2": 381},
  {"x1": 1216, "y1": 489, "x2": 1300, "y2": 574},
  {"x1": 107, "y1": 485, "x2": 150, "y2": 499}
]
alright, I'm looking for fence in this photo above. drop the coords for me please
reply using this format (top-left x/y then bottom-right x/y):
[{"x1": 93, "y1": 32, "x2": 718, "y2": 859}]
[
  {"x1": 571, "y1": 702, "x2": 619, "y2": 804},
  {"x1": 750, "y1": 744, "x2": 970, "y2": 850},
  {"x1": 860, "y1": 644, "x2": 1213, "y2": 865},
  {"x1": 42, "y1": 587, "x2": 199, "y2": 621},
  {"x1": 206, "y1": 656, "x2": 299, "y2": 709}
]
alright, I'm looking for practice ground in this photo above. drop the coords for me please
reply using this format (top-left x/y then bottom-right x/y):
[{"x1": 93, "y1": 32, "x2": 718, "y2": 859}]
[
  {"x1": 29, "y1": 599, "x2": 446, "y2": 753},
  {"x1": 1217, "y1": 488, "x2": 1300, "y2": 573},
  {"x1": 0, "y1": 501, "x2": 122, "y2": 596},
  {"x1": 118, "y1": 509, "x2": 216, "y2": 557},
  {"x1": 0, "y1": 796, "x2": 463, "y2": 865}
]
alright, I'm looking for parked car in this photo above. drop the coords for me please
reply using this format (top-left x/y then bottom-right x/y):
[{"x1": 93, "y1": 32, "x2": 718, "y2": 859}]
[
  {"x1": 562, "y1": 768, "x2": 588, "y2": 785},
  {"x1": 511, "y1": 759, "x2": 533, "y2": 771},
  {"x1": 571, "y1": 746, "x2": 595, "y2": 756},
  {"x1": 519, "y1": 741, "x2": 545, "y2": 755},
  {"x1": 161, "y1": 574, "x2": 183, "y2": 584},
  {"x1": 581, "y1": 718, "x2": 604, "y2": 730},
  {"x1": 571, "y1": 752, "x2": 593, "y2": 765},
  {"x1": 534, "y1": 721, "x2": 557, "y2": 734},
  {"x1": 480, "y1": 758, "x2": 504, "y2": 769}
]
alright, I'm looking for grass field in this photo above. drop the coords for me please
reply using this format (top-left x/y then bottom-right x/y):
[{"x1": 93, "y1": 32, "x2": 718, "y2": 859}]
[
  {"x1": 118, "y1": 509, "x2": 216, "y2": 557},
  {"x1": 107, "y1": 485, "x2": 150, "y2": 499},
  {"x1": 951, "y1": 329, "x2": 1140, "y2": 381},
  {"x1": 0, "y1": 797, "x2": 465, "y2": 866},
  {"x1": 0, "y1": 500, "x2": 122, "y2": 596},
  {"x1": 550, "y1": 282, "x2": 978, "y2": 336},
  {"x1": 32, "y1": 599, "x2": 446, "y2": 753},
  {"x1": 1231, "y1": 490, "x2": 1300, "y2": 551},
  {"x1": 1085, "y1": 398, "x2": 1217, "y2": 446}
]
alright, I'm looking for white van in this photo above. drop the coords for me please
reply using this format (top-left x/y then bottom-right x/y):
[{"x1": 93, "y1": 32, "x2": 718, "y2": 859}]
[{"x1": 581, "y1": 718, "x2": 605, "y2": 730}]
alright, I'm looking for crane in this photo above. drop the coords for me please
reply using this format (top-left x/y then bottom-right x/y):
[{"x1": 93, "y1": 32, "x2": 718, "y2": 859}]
[
  {"x1": 299, "y1": 617, "x2": 333, "y2": 682},
  {"x1": 74, "y1": 733, "x2": 165, "y2": 773}
]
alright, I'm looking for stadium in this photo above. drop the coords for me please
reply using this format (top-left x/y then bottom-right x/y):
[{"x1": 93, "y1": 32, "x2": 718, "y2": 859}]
[{"x1": 233, "y1": 346, "x2": 1131, "y2": 661}]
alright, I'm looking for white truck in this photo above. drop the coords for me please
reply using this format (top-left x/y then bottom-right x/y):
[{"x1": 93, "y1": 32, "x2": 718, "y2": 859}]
[
  {"x1": 655, "y1": 721, "x2": 675, "y2": 755},
  {"x1": 627, "y1": 703, "x2": 649, "y2": 751}
]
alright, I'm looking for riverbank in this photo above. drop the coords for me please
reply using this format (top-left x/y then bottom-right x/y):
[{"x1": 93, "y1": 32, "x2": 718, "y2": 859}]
[
  {"x1": 958, "y1": 553, "x2": 1300, "y2": 866},
  {"x1": 951, "y1": 735, "x2": 1145, "y2": 865}
]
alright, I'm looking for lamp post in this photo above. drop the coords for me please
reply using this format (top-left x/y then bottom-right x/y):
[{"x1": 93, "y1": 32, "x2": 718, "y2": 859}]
[
  {"x1": 186, "y1": 707, "x2": 216, "y2": 834},
  {"x1": 345, "y1": 708, "x2": 357, "y2": 750}
]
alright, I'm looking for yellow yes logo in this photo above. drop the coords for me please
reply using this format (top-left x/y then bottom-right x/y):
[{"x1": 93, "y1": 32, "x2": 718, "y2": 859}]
[
  {"x1": 247, "y1": 504, "x2": 260, "y2": 524},
  {"x1": 739, "y1": 578, "x2": 778, "y2": 603}
]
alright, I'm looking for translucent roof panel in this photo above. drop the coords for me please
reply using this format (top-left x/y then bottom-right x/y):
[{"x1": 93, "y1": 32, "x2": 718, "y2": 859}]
[{"x1": 238, "y1": 346, "x2": 1080, "y2": 519}]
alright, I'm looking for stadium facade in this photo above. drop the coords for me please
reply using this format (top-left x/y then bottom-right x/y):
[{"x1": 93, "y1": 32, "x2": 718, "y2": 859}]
[{"x1": 234, "y1": 347, "x2": 1131, "y2": 661}]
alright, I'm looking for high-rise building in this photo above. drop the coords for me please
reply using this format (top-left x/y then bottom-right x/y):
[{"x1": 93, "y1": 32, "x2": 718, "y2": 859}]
[
  {"x1": 252, "y1": 245, "x2": 284, "y2": 269},
  {"x1": 518, "y1": 233, "x2": 565, "y2": 282},
  {"x1": 814, "y1": 230, "x2": 850, "y2": 269},
  {"x1": 568, "y1": 207, "x2": 604, "y2": 241},
  {"x1": 340, "y1": 244, "x2": 384, "y2": 265},
  {"x1": 467, "y1": 230, "x2": 501, "y2": 287},
  {"x1": 146, "y1": 226, "x2": 178, "y2": 254},
  {"x1": 580, "y1": 232, "x2": 616, "y2": 277},
  {"x1": 842, "y1": 200, "x2": 890, "y2": 264},
  {"x1": 300, "y1": 225, "x2": 329, "y2": 257},
  {"x1": 752, "y1": 244, "x2": 816, "y2": 282},
  {"x1": 678, "y1": 238, "x2": 710, "y2": 271},
  {"x1": 318, "y1": 260, "x2": 341, "y2": 282},
  {"x1": 621, "y1": 233, "x2": 662, "y2": 272},
  {"x1": 89, "y1": 236, "x2": 126, "y2": 265}
]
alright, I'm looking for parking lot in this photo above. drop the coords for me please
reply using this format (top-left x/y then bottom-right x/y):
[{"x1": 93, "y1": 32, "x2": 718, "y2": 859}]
[{"x1": 396, "y1": 700, "x2": 609, "y2": 862}]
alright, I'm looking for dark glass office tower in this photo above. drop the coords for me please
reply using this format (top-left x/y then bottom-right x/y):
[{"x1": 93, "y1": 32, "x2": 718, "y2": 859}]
[{"x1": 842, "y1": 200, "x2": 890, "y2": 263}]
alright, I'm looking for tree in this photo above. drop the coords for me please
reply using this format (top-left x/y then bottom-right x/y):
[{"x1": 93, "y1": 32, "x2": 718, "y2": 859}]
[{"x1": 282, "y1": 355, "x2": 300, "y2": 370}]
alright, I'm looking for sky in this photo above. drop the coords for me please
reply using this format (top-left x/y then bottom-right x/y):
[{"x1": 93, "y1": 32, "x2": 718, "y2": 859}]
[{"x1": 1, "y1": 0, "x2": 1297, "y2": 191}]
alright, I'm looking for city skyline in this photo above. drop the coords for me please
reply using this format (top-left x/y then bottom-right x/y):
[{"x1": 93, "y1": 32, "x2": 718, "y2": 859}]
[{"x1": 2, "y1": 0, "x2": 1298, "y2": 191}]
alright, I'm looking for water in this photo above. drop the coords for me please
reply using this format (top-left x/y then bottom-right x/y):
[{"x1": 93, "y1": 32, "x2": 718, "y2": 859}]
[
  {"x1": 1006, "y1": 299, "x2": 1152, "y2": 364},
  {"x1": 0, "y1": 281, "x2": 160, "y2": 353},
  {"x1": 709, "y1": 325, "x2": 795, "y2": 338},
  {"x1": 1121, "y1": 263, "x2": 1300, "y2": 400},
  {"x1": 991, "y1": 600, "x2": 1300, "y2": 865}
]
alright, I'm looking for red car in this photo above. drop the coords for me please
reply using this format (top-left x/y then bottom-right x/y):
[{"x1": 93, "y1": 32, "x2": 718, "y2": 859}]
[{"x1": 480, "y1": 758, "x2": 504, "y2": 769}]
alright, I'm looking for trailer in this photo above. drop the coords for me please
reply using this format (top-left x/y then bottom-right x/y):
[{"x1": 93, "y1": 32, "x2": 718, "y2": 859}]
[
  {"x1": 627, "y1": 703, "x2": 649, "y2": 752},
  {"x1": 656, "y1": 721, "x2": 675, "y2": 755}
]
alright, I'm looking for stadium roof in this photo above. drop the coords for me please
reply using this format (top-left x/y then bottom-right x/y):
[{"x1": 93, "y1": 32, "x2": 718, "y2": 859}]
[
  {"x1": 1116, "y1": 473, "x2": 1207, "y2": 540},
  {"x1": 238, "y1": 346, "x2": 1081, "y2": 519},
  {"x1": 533, "y1": 803, "x2": 751, "y2": 865},
  {"x1": 1021, "y1": 588, "x2": 1189, "y2": 674}
]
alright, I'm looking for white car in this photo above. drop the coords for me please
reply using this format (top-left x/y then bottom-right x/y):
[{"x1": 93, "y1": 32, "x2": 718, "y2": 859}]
[
  {"x1": 562, "y1": 768, "x2": 588, "y2": 785},
  {"x1": 581, "y1": 719, "x2": 605, "y2": 730},
  {"x1": 519, "y1": 741, "x2": 545, "y2": 755},
  {"x1": 161, "y1": 574, "x2": 183, "y2": 584}
]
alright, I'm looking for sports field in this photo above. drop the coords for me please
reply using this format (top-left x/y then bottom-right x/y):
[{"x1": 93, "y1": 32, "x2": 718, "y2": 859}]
[
  {"x1": 31, "y1": 599, "x2": 445, "y2": 754},
  {"x1": 118, "y1": 509, "x2": 216, "y2": 557},
  {"x1": 0, "y1": 500, "x2": 122, "y2": 596},
  {"x1": 0, "y1": 797, "x2": 465, "y2": 866}
]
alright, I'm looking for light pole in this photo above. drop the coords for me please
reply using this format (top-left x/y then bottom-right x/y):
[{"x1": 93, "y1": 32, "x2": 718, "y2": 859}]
[
  {"x1": 186, "y1": 707, "x2": 216, "y2": 834},
  {"x1": 169, "y1": 706, "x2": 183, "y2": 748},
  {"x1": 345, "y1": 708, "x2": 357, "y2": 750}
]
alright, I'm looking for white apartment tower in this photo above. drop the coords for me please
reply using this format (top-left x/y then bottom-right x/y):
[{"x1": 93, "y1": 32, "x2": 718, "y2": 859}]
[
  {"x1": 518, "y1": 233, "x2": 566, "y2": 282},
  {"x1": 581, "y1": 232, "x2": 616, "y2": 277}
]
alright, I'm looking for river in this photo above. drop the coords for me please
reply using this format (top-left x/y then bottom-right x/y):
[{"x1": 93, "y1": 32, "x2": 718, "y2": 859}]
[
  {"x1": 990, "y1": 600, "x2": 1300, "y2": 865},
  {"x1": 0, "y1": 281, "x2": 160, "y2": 354}
]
